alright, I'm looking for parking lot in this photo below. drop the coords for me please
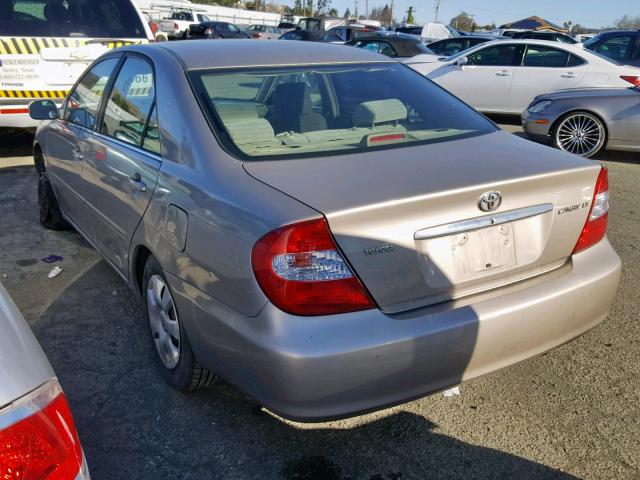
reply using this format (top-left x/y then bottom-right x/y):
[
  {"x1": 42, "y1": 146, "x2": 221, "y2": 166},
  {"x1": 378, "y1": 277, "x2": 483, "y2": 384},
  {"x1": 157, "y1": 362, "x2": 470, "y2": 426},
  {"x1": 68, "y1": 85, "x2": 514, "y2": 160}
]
[{"x1": 0, "y1": 123, "x2": 638, "y2": 480}]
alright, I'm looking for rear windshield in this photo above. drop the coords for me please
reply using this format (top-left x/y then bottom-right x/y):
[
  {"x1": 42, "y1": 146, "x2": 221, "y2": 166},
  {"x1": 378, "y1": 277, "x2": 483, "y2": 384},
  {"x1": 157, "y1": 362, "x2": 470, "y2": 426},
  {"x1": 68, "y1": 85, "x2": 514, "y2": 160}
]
[
  {"x1": 0, "y1": 0, "x2": 146, "y2": 38},
  {"x1": 189, "y1": 63, "x2": 495, "y2": 160}
]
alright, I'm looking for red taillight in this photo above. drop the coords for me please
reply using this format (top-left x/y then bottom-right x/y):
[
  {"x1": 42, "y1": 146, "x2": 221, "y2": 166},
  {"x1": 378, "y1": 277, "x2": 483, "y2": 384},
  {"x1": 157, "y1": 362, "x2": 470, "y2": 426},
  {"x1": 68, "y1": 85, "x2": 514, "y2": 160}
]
[
  {"x1": 620, "y1": 75, "x2": 640, "y2": 87},
  {"x1": 573, "y1": 166, "x2": 609, "y2": 253},
  {"x1": 251, "y1": 32, "x2": 262, "y2": 38},
  {"x1": 174, "y1": 22, "x2": 179, "y2": 31},
  {"x1": 150, "y1": 21, "x2": 159, "y2": 34},
  {"x1": 0, "y1": 380, "x2": 83, "y2": 480},
  {"x1": 252, "y1": 218, "x2": 375, "y2": 316}
]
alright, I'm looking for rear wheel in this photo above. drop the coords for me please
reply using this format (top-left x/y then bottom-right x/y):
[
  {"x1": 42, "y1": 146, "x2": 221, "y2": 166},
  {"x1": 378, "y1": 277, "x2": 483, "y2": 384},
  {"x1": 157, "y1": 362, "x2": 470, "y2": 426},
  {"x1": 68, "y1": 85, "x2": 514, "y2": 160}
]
[
  {"x1": 38, "y1": 173, "x2": 70, "y2": 230},
  {"x1": 553, "y1": 111, "x2": 606, "y2": 158},
  {"x1": 142, "y1": 256, "x2": 219, "y2": 391}
]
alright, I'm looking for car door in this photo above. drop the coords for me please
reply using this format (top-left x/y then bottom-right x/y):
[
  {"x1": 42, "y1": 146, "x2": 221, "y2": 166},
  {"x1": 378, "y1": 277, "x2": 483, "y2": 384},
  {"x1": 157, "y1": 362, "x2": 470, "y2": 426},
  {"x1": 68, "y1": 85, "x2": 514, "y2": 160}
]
[
  {"x1": 510, "y1": 44, "x2": 587, "y2": 113},
  {"x1": 82, "y1": 54, "x2": 162, "y2": 277},
  {"x1": 429, "y1": 43, "x2": 521, "y2": 112},
  {"x1": 44, "y1": 57, "x2": 120, "y2": 236}
]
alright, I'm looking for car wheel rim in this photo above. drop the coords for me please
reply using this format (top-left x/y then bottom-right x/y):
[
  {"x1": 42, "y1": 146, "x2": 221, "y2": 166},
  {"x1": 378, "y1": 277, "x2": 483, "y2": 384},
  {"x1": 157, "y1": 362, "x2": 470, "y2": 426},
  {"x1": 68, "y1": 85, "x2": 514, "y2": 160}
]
[
  {"x1": 147, "y1": 275, "x2": 181, "y2": 369},
  {"x1": 556, "y1": 114, "x2": 604, "y2": 157}
]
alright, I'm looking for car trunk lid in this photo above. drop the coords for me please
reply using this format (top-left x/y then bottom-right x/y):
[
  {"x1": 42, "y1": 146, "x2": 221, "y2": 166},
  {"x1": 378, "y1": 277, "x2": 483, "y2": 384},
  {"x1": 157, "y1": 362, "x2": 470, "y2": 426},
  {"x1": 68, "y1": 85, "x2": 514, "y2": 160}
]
[{"x1": 244, "y1": 131, "x2": 601, "y2": 313}]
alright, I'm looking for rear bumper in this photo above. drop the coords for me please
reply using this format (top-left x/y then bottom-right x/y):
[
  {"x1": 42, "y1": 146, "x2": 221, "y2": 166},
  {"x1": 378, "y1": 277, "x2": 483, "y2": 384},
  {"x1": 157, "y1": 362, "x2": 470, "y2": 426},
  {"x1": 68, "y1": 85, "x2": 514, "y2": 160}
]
[{"x1": 169, "y1": 238, "x2": 620, "y2": 421}]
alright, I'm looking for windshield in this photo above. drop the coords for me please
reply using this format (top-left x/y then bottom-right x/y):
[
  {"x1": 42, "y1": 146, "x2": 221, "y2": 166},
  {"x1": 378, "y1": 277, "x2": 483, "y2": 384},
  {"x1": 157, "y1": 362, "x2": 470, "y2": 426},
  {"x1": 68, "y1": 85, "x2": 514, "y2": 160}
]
[
  {"x1": 190, "y1": 63, "x2": 495, "y2": 160},
  {"x1": 0, "y1": 0, "x2": 146, "y2": 38}
]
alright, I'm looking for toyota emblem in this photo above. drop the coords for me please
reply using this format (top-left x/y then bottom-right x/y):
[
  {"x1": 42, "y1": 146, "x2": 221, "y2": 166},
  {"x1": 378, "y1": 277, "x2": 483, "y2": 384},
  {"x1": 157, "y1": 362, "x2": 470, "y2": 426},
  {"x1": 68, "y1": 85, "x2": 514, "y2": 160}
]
[{"x1": 478, "y1": 191, "x2": 502, "y2": 212}]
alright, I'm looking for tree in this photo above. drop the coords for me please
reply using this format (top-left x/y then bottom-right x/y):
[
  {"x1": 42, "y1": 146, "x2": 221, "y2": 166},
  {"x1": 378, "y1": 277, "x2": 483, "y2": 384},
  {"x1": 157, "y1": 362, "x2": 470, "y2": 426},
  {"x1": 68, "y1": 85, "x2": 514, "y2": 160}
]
[
  {"x1": 563, "y1": 21, "x2": 573, "y2": 31},
  {"x1": 614, "y1": 14, "x2": 640, "y2": 29},
  {"x1": 305, "y1": 0, "x2": 313, "y2": 16},
  {"x1": 343, "y1": 7, "x2": 351, "y2": 19},
  {"x1": 406, "y1": 6, "x2": 415, "y2": 24},
  {"x1": 315, "y1": 0, "x2": 330, "y2": 15},
  {"x1": 293, "y1": 0, "x2": 303, "y2": 15},
  {"x1": 328, "y1": 7, "x2": 338, "y2": 16},
  {"x1": 450, "y1": 11, "x2": 476, "y2": 32}
]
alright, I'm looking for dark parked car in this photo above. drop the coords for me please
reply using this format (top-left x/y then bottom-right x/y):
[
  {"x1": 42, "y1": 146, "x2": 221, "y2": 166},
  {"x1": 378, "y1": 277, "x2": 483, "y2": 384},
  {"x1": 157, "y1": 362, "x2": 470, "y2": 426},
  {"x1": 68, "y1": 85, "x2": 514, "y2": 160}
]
[
  {"x1": 510, "y1": 31, "x2": 577, "y2": 44},
  {"x1": 328, "y1": 24, "x2": 384, "y2": 42},
  {"x1": 346, "y1": 33, "x2": 434, "y2": 58},
  {"x1": 277, "y1": 21, "x2": 296, "y2": 29},
  {"x1": 188, "y1": 21, "x2": 250, "y2": 39},
  {"x1": 394, "y1": 26, "x2": 423, "y2": 37},
  {"x1": 583, "y1": 30, "x2": 640, "y2": 67},
  {"x1": 427, "y1": 35, "x2": 503, "y2": 56},
  {"x1": 279, "y1": 29, "x2": 341, "y2": 42}
]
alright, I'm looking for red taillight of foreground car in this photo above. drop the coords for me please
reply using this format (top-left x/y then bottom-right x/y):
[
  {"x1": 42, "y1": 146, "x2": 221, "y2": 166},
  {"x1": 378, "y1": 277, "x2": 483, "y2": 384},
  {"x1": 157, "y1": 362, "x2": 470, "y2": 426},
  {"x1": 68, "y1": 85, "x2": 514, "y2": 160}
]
[
  {"x1": 620, "y1": 75, "x2": 640, "y2": 87},
  {"x1": 252, "y1": 218, "x2": 375, "y2": 316},
  {"x1": 573, "y1": 166, "x2": 609, "y2": 254},
  {"x1": 0, "y1": 380, "x2": 83, "y2": 480}
]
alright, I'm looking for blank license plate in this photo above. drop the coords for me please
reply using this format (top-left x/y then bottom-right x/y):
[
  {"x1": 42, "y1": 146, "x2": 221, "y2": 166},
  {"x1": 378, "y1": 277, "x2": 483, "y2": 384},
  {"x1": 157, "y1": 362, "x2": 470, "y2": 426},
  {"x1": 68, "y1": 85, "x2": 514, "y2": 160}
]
[{"x1": 451, "y1": 223, "x2": 516, "y2": 279}]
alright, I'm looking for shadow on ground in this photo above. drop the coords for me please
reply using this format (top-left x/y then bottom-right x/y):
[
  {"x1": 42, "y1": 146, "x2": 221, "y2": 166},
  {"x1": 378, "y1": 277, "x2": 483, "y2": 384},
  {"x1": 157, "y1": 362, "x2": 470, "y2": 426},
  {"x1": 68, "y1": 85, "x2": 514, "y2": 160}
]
[
  {"x1": 0, "y1": 128, "x2": 33, "y2": 158},
  {"x1": 31, "y1": 260, "x2": 578, "y2": 480}
]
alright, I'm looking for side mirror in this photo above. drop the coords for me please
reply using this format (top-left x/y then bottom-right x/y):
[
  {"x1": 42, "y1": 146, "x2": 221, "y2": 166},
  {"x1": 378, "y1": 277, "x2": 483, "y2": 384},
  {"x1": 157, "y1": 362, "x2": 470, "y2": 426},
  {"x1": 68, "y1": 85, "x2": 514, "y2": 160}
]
[
  {"x1": 454, "y1": 56, "x2": 469, "y2": 67},
  {"x1": 29, "y1": 100, "x2": 59, "y2": 120}
]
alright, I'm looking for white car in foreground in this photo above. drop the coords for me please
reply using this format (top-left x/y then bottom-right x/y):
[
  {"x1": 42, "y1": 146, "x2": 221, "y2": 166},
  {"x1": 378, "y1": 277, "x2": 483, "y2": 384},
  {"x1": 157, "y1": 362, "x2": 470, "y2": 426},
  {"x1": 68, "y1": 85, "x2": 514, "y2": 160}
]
[
  {"x1": 0, "y1": 282, "x2": 89, "y2": 479},
  {"x1": 405, "y1": 39, "x2": 640, "y2": 114}
]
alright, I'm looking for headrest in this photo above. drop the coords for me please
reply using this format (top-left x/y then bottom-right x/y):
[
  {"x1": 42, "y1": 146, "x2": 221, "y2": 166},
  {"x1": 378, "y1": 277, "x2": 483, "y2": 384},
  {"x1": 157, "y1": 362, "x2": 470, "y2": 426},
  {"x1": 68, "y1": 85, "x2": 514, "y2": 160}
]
[
  {"x1": 224, "y1": 118, "x2": 275, "y2": 145},
  {"x1": 215, "y1": 102, "x2": 267, "y2": 121},
  {"x1": 271, "y1": 82, "x2": 312, "y2": 115},
  {"x1": 353, "y1": 99, "x2": 407, "y2": 127}
]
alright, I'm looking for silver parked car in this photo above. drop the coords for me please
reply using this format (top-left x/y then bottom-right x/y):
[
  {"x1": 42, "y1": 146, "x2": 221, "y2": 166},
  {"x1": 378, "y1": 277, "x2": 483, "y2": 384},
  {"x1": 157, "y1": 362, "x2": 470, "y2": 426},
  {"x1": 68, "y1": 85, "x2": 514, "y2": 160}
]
[
  {"x1": 29, "y1": 41, "x2": 621, "y2": 421},
  {"x1": 522, "y1": 86, "x2": 640, "y2": 157},
  {"x1": 0, "y1": 282, "x2": 90, "y2": 478}
]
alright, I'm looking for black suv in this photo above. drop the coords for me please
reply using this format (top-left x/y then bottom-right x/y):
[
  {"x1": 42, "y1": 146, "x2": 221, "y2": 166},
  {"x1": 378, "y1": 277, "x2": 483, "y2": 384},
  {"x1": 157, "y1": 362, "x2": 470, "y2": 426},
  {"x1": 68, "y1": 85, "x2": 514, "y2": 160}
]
[{"x1": 583, "y1": 31, "x2": 640, "y2": 67}]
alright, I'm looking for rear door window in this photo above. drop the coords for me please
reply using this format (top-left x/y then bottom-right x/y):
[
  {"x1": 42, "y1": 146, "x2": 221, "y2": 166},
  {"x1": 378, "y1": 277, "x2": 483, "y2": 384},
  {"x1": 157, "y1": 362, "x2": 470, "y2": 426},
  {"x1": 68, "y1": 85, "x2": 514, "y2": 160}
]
[
  {"x1": 197, "y1": 14, "x2": 210, "y2": 22},
  {"x1": 100, "y1": 56, "x2": 158, "y2": 152},
  {"x1": 432, "y1": 39, "x2": 467, "y2": 56},
  {"x1": 355, "y1": 41, "x2": 398, "y2": 57},
  {"x1": 522, "y1": 45, "x2": 571, "y2": 67},
  {"x1": 4, "y1": 0, "x2": 146, "y2": 38},
  {"x1": 467, "y1": 44, "x2": 519, "y2": 66},
  {"x1": 64, "y1": 58, "x2": 120, "y2": 129},
  {"x1": 592, "y1": 35, "x2": 634, "y2": 60}
]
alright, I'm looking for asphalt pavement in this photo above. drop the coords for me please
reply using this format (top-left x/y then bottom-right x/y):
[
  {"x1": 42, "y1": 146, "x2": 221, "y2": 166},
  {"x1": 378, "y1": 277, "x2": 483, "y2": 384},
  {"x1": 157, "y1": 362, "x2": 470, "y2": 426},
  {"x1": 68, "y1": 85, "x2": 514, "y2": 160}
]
[{"x1": 0, "y1": 125, "x2": 638, "y2": 480}]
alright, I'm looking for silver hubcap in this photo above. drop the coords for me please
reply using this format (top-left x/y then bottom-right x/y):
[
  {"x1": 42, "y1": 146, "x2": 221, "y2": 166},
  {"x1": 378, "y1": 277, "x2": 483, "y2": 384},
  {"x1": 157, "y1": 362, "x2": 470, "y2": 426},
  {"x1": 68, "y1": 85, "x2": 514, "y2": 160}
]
[
  {"x1": 556, "y1": 114, "x2": 604, "y2": 157},
  {"x1": 147, "y1": 275, "x2": 181, "y2": 369}
]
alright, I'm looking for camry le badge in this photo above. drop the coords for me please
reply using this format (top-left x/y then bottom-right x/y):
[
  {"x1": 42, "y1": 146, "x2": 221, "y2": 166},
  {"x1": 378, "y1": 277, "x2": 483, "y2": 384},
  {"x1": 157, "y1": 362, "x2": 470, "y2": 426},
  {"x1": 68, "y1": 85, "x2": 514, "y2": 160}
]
[{"x1": 478, "y1": 191, "x2": 502, "y2": 212}]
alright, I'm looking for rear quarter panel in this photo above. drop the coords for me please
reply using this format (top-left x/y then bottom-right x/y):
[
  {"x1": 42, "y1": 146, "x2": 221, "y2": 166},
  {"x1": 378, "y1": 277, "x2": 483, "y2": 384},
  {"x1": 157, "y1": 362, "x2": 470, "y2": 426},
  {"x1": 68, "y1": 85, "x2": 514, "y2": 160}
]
[{"x1": 128, "y1": 47, "x2": 318, "y2": 317}]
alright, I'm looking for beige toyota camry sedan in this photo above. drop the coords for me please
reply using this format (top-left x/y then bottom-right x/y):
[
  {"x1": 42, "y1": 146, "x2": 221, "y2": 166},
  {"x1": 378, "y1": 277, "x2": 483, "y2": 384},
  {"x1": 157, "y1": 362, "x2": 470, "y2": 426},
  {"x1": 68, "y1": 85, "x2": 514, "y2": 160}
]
[{"x1": 28, "y1": 40, "x2": 621, "y2": 421}]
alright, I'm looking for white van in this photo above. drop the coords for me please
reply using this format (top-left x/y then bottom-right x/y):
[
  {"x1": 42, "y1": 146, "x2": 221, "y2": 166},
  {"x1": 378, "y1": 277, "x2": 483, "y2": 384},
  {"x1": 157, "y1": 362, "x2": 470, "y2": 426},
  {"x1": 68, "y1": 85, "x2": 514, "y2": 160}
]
[{"x1": 0, "y1": 0, "x2": 152, "y2": 128}]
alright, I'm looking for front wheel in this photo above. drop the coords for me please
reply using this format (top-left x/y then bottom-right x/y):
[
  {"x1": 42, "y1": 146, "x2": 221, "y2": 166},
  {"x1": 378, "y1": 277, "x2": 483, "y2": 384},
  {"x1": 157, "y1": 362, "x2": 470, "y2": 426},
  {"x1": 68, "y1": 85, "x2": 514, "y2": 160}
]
[
  {"x1": 142, "y1": 256, "x2": 219, "y2": 391},
  {"x1": 553, "y1": 111, "x2": 606, "y2": 158}
]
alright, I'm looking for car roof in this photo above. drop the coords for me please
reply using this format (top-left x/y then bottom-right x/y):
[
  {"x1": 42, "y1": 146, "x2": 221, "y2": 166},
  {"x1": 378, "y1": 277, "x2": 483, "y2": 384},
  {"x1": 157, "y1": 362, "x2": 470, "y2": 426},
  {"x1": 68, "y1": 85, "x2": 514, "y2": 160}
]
[
  {"x1": 594, "y1": 30, "x2": 640, "y2": 37},
  {"x1": 468, "y1": 38, "x2": 585, "y2": 51},
  {"x1": 136, "y1": 39, "x2": 393, "y2": 69},
  {"x1": 349, "y1": 33, "x2": 417, "y2": 43}
]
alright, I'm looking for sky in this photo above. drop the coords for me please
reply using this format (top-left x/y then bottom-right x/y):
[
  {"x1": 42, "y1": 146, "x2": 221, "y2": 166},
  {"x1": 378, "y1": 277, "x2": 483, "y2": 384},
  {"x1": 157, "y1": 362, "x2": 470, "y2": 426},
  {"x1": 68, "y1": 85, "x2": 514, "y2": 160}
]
[{"x1": 328, "y1": 0, "x2": 639, "y2": 29}]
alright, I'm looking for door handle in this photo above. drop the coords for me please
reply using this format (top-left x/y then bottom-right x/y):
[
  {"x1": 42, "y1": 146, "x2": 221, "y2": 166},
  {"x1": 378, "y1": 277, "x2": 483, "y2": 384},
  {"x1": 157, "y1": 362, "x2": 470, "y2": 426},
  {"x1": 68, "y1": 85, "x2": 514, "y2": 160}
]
[
  {"x1": 128, "y1": 172, "x2": 147, "y2": 193},
  {"x1": 561, "y1": 72, "x2": 578, "y2": 78},
  {"x1": 495, "y1": 71, "x2": 512, "y2": 77}
]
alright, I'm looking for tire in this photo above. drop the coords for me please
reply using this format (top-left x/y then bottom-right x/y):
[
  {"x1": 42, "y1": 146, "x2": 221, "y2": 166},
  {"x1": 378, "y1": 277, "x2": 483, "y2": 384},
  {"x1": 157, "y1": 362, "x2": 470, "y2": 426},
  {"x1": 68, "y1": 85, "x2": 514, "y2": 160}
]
[
  {"x1": 38, "y1": 173, "x2": 70, "y2": 230},
  {"x1": 552, "y1": 111, "x2": 606, "y2": 158},
  {"x1": 34, "y1": 146, "x2": 46, "y2": 176},
  {"x1": 142, "y1": 256, "x2": 220, "y2": 391}
]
